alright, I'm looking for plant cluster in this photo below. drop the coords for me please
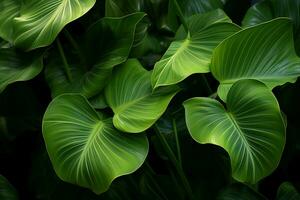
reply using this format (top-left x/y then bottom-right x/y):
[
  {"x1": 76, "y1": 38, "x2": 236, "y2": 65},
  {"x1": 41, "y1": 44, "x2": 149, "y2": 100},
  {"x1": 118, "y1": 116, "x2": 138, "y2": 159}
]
[{"x1": 1, "y1": 0, "x2": 300, "y2": 199}]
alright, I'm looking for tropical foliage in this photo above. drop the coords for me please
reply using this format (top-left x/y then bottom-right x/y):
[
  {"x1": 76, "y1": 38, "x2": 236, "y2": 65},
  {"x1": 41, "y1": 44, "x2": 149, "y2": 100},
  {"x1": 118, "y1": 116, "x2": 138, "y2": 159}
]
[{"x1": 1, "y1": 0, "x2": 300, "y2": 199}]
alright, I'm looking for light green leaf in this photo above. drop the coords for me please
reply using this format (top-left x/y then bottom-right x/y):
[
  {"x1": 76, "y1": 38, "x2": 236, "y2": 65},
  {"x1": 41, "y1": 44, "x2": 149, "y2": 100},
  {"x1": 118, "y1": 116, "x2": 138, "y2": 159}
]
[
  {"x1": 45, "y1": 13, "x2": 145, "y2": 98},
  {"x1": 277, "y1": 182, "x2": 300, "y2": 200},
  {"x1": 211, "y1": 18, "x2": 300, "y2": 101},
  {"x1": 178, "y1": 0, "x2": 225, "y2": 17},
  {"x1": 151, "y1": 9, "x2": 240, "y2": 89},
  {"x1": 0, "y1": 0, "x2": 20, "y2": 43},
  {"x1": 105, "y1": 59, "x2": 179, "y2": 133},
  {"x1": 184, "y1": 79, "x2": 286, "y2": 184},
  {"x1": 0, "y1": 175, "x2": 18, "y2": 200},
  {"x1": 42, "y1": 94, "x2": 149, "y2": 194},
  {"x1": 13, "y1": 0, "x2": 96, "y2": 50},
  {"x1": 0, "y1": 48, "x2": 43, "y2": 93}
]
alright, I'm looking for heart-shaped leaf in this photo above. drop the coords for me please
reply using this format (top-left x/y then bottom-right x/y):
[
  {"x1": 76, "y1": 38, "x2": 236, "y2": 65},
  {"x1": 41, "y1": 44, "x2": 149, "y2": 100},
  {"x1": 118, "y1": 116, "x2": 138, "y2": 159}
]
[
  {"x1": 45, "y1": 13, "x2": 145, "y2": 98},
  {"x1": 210, "y1": 18, "x2": 300, "y2": 101},
  {"x1": 105, "y1": 59, "x2": 179, "y2": 133},
  {"x1": 42, "y1": 94, "x2": 149, "y2": 194},
  {"x1": 13, "y1": 0, "x2": 96, "y2": 50},
  {"x1": 0, "y1": 175, "x2": 18, "y2": 200},
  {"x1": 0, "y1": 0, "x2": 20, "y2": 43},
  {"x1": 0, "y1": 48, "x2": 43, "y2": 93},
  {"x1": 151, "y1": 9, "x2": 241, "y2": 89},
  {"x1": 184, "y1": 79, "x2": 285, "y2": 184}
]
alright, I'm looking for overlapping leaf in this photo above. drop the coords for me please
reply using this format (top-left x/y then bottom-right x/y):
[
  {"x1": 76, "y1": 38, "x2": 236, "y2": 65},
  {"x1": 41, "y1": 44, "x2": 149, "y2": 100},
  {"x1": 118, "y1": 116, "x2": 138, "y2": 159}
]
[
  {"x1": 242, "y1": 0, "x2": 300, "y2": 55},
  {"x1": 42, "y1": 94, "x2": 149, "y2": 194},
  {"x1": 0, "y1": 48, "x2": 43, "y2": 93},
  {"x1": 151, "y1": 9, "x2": 241, "y2": 89},
  {"x1": 210, "y1": 18, "x2": 300, "y2": 101},
  {"x1": 105, "y1": 59, "x2": 179, "y2": 133},
  {"x1": 45, "y1": 13, "x2": 145, "y2": 98},
  {"x1": 184, "y1": 79, "x2": 285, "y2": 183}
]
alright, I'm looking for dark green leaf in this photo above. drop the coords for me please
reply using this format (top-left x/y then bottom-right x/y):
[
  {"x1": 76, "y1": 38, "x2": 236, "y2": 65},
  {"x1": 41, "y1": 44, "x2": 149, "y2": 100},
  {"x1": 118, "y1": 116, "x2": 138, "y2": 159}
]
[
  {"x1": 0, "y1": 48, "x2": 43, "y2": 93},
  {"x1": 0, "y1": 175, "x2": 18, "y2": 200}
]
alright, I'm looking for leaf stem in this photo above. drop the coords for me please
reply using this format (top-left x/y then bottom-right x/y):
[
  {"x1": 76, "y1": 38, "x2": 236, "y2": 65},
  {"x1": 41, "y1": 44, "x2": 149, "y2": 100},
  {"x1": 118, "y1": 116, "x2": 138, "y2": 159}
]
[
  {"x1": 172, "y1": 118, "x2": 182, "y2": 168},
  {"x1": 154, "y1": 125, "x2": 194, "y2": 200},
  {"x1": 56, "y1": 38, "x2": 72, "y2": 82},
  {"x1": 172, "y1": 0, "x2": 189, "y2": 33}
]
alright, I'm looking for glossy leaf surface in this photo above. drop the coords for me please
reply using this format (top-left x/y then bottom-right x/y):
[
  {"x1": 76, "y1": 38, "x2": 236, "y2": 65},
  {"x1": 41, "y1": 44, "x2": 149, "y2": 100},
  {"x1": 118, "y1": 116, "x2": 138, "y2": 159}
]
[
  {"x1": 105, "y1": 59, "x2": 179, "y2": 133},
  {"x1": 13, "y1": 0, "x2": 96, "y2": 50},
  {"x1": 42, "y1": 94, "x2": 149, "y2": 194},
  {"x1": 211, "y1": 18, "x2": 300, "y2": 101},
  {"x1": 151, "y1": 9, "x2": 241, "y2": 89},
  {"x1": 184, "y1": 80, "x2": 285, "y2": 183}
]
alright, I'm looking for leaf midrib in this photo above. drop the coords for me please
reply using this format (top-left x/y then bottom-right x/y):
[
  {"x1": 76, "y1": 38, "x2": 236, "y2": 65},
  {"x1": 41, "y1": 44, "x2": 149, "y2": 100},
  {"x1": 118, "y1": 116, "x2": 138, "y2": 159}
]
[{"x1": 226, "y1": 112, "x2": 255, "y2": 163}]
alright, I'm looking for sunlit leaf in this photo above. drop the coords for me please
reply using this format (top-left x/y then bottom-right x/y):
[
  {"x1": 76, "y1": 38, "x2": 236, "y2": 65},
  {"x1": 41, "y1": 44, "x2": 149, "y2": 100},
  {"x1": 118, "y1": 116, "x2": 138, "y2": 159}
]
[
  {"x1": 184, "y1": 79, "x2": 285, "y2": 183},
  {"x1": 0, "y1": 48, "x2": 43, "y2": 93},
  {"x1": 42, "y1": 94, "x2": 149, "y2": 194},
  {"x1": 210, "y1": 18, "x2": 300, "y2": 101},
  {"x1": 151, "y1": 9, "x2": 240, "y2": 89},
  {"x1": 105, "y1": 59, "x2": 179, "y2": 133}
]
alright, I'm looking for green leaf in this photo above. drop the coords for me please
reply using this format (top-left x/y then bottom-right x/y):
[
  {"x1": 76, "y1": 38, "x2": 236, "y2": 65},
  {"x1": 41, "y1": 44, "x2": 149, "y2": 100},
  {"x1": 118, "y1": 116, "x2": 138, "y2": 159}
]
[
  {"x1": 243, "y1": 0, "x2": 300, "y2": 31},
  {"x1": 184, "y1": 79, "x2": 286, "y2": 184},
  {"x1": 177, "y1": 0, "x2": 225, "y2": 17},
  {"x1": 211, "y1": 18, "x2": 300, "y2": 101},
  {"x1": 151, "y1": 9, "x2": 240, "y2": 89},
  {"x1": 242, "y1": 0, "x2": 300, "y2": 55},
  {"x1": 105, "y1": 59, "x2": 179, "y2": 133},
  {"x1": 242, "y1": 1, "x2": 273, "y2": 28},
  {"x1": 42, "y1": 94, "x2": 149, "y2": 194},
  {"x1": 45, "y1": 13, "x2": 145, "y2": 98},
  {"x1": 0, "y1": 175, "x2": 18, "y2": 200},
  {"x1": 277, "y1": 182, "x2": 300, "y2": 200},
  {"x1": 217, "y1": 183, "x2": 266, "y2": 200},
  {"x1": 0, "y1": 48, "x2": 43, "y2": 93},
  {"x1": 105, "y1": 0, "x2": 145, "y2": 17},
  {"x1": 0, "y1": 0, "x2": 20, "y2": 43},
  {"x1": 13, "y1": 0, "x2": 96, "y2": 50}
]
